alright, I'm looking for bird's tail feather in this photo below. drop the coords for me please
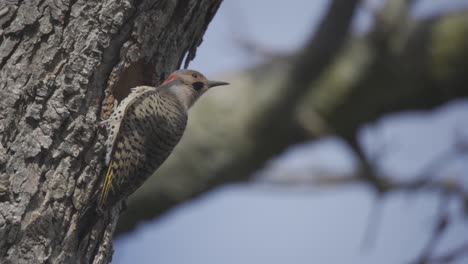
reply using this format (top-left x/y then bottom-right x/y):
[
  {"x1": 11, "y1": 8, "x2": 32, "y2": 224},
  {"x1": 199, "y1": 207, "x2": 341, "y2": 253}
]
[{"x1": 76, "y1": 197, "x2": 100, "y2": 245}]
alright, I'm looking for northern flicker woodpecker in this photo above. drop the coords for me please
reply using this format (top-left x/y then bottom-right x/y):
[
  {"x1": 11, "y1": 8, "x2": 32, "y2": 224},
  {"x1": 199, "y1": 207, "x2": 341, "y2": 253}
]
[
  {"x1": 97, "y1": 69, "x2": 229, "y2": 211},
  {"x1": 78, "y1": 70, "x2": 227, "y2": 242}
]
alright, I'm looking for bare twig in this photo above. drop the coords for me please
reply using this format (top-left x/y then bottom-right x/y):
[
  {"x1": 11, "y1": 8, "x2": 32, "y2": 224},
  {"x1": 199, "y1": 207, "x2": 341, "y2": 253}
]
[
  {"x1": 409, "y1": 194, "x2": 450, "y2": 264},
  {"x1": 260, "y1": 163, "x2": 468, "y2": 264},
  {"x1": 360, "y1": 195, "x2": 384, "y2": 251}
]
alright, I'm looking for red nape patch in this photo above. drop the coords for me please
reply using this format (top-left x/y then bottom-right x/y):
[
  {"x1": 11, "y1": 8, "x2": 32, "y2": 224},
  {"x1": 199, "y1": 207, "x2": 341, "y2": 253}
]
[{"x1": 162, "y1": 74, "x2": 177, "y2": 85}]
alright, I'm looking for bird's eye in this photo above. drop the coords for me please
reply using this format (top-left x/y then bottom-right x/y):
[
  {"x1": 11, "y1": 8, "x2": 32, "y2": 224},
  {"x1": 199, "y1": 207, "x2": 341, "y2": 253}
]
[{"x1": 192, "y1": 73, "x2": 198, "y2": 78}]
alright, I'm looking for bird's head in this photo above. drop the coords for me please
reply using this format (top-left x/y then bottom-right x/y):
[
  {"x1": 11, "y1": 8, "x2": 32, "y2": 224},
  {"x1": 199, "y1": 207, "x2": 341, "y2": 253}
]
[{"x1": 161, "y1": 69, "x2": 229, "y2": 110}]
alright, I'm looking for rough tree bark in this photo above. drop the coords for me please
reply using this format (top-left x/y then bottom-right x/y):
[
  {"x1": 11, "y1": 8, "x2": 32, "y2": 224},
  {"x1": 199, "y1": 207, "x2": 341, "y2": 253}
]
[
  {"x1": 0, "y1": 0, "x2": 223, "y2": 263},
  {"x1": 117, "y1": 1, "x2": 468, "y2": 234}
]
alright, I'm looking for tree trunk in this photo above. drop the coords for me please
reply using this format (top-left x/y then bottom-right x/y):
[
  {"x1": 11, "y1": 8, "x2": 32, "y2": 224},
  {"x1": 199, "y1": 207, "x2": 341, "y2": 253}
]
[{"x1": 0, "y1": 0, "x2": 223, "y2": 263}]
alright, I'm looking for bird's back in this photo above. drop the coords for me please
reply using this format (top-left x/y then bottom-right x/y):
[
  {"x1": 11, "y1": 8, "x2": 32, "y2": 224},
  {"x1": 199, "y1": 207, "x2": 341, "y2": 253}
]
[{"x1": 99, "y1": 87, "x2": 187, "y2": 210}]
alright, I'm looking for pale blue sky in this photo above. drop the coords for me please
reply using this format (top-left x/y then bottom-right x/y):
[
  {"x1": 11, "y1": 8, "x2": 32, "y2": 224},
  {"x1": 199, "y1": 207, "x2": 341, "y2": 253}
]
[{"x1": 113, "y1": 1, "x2": 468, "y2": 263}]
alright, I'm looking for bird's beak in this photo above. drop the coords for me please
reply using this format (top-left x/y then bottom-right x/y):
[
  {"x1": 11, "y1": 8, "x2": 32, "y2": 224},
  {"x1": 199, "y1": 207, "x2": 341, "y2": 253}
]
[{"x1": 206, "y1": 80, "x2": 229, "y2": 88}]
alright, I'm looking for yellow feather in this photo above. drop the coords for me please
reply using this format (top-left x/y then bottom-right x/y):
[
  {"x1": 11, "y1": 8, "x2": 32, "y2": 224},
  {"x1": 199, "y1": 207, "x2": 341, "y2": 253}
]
[{"x1": 100, "y1": 160, "x2": 114, "y2": 206}]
